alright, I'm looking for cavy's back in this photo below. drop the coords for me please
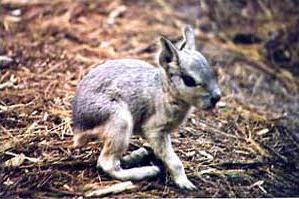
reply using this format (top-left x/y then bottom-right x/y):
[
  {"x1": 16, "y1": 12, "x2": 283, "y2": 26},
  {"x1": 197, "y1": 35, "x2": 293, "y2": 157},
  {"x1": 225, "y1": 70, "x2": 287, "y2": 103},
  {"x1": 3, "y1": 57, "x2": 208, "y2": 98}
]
[{"x1": 72, "y1": 59, "x2": 163, "y2": 131}]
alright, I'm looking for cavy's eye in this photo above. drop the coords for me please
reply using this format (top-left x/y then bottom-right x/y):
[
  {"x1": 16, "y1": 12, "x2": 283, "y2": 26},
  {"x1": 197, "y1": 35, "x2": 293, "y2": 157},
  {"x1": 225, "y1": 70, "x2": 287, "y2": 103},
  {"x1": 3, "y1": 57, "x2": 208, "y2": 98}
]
[{"x1": 181, "y1": 74, "x2": 197, "y2": 87}]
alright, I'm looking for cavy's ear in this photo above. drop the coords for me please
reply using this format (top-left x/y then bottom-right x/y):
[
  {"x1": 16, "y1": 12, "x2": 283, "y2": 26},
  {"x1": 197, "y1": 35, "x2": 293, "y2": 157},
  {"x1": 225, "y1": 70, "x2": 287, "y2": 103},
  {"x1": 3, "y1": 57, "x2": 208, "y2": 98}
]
[
  {"x1": 178, "y1": 25, "x2": 196, "y2": 50},
  {"x1": 159, "y1": 36, "x2": 180, "y2": 72}
]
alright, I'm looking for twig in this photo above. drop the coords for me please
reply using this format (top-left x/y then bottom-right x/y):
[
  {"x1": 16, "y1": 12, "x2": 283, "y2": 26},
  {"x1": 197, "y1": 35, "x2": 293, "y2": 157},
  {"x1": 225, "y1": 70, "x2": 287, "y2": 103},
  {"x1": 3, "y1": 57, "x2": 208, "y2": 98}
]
[
  {"x1": 249, "y1": 180, "x2": 267, "y2": 194},
  {"x1": 247, "y1": 137, "x2": 269, "y2": 157},
  {"x1": 5, "y1": 151, "x2": 41, "y2": 163},
  {"x1": 0, "y1": 101, "x2": 33, "y2": 112},
  {"x1": 85, "y1": 181, "x2": 138, "y2": 197},
  {"x1": 197, "y1": 120, "x2": 239, "y2": 139},
  {"x1": 107, "y1": 5, "x2": 127, "y2": 25}
]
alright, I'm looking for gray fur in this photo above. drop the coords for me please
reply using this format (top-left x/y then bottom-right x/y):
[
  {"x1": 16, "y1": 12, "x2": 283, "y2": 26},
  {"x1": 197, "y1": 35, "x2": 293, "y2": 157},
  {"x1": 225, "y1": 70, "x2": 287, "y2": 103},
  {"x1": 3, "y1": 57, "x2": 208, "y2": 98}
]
[
  {"x1": 72, "y1": 25, "x2": 221, "y2": 190},
  {"x1": 73, "y1": 59, "x2": 164, "y2": 132}
]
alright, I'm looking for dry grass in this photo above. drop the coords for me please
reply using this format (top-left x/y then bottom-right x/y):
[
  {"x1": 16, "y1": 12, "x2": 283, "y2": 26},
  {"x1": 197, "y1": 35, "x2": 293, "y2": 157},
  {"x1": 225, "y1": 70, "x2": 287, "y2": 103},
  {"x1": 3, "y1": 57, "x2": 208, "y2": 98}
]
[{"x1": 0, "y1": 0, "x2": 299, "y2": 197}]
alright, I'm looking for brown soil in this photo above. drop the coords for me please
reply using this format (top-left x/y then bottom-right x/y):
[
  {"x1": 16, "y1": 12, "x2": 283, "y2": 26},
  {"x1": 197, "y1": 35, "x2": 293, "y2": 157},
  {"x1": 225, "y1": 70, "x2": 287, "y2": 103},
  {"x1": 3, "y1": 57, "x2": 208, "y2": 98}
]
[{"x1": 1, "y1": 0, "x2": 299, "y2": 197}]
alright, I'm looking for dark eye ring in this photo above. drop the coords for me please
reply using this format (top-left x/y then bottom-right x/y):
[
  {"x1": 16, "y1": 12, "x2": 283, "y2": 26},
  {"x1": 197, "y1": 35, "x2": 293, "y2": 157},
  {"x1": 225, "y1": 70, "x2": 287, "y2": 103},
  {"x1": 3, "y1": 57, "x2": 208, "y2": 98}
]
[{"x1": 181, "y1": 74, "x2": 197, "y2": 87}]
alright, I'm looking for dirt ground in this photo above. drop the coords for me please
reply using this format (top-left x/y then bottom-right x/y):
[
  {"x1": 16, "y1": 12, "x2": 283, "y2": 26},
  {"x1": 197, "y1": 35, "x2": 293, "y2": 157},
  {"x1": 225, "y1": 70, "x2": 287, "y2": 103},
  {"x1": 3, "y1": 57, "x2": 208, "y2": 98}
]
[{"x1": 1, "y1": 0, "x2": 299, "y2": 198}]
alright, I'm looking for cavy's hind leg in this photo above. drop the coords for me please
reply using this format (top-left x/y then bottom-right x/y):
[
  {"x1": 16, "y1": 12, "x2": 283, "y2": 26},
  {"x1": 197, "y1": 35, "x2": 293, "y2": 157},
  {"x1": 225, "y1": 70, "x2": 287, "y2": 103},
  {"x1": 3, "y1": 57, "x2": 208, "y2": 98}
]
[{"x1": 97, "y1": 106, "x2": 160, "y2": 181}]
